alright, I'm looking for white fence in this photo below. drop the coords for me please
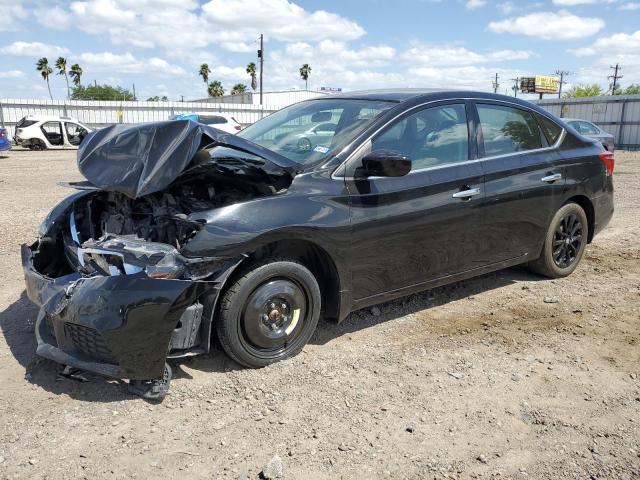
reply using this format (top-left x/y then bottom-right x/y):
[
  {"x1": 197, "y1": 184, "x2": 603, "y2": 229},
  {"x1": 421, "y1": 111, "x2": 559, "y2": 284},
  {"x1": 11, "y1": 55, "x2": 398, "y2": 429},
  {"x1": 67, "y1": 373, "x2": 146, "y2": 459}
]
[{"x1": 0, "y1": 99, "x2": 280, "y2": 141}]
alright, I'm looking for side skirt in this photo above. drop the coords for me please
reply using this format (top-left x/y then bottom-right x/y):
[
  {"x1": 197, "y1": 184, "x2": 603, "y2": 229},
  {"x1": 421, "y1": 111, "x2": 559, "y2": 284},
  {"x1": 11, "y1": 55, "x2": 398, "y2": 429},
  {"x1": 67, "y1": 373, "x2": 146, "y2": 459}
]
[{"x1": 350, "y1": 254, "x2": 530, "y2": 312}]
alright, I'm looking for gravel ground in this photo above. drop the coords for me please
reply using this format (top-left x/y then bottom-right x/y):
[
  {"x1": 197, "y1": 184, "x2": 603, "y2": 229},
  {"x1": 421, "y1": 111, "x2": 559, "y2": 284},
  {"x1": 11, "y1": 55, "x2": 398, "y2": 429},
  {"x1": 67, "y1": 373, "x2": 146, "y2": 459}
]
[{"x1": 0, "y1": 147, "x2": 638, "y2": 480}]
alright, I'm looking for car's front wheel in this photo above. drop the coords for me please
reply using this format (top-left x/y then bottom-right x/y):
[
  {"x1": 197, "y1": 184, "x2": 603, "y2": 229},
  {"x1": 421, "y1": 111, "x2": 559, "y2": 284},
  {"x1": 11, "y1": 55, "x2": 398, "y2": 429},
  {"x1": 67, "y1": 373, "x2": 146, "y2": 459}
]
[
  {"x1": 529, "y1": 202, "x2": 588, "y2": 278},
  {"x1": 216, "y1": 258, "x2": 321, "y2": 368}
]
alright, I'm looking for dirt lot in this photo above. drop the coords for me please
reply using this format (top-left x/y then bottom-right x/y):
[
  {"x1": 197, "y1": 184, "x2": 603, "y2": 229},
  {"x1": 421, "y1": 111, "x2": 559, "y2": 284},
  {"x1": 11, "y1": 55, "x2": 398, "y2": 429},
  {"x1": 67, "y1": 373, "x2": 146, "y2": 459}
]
[{"x1": 0, "y1": 147, "x2": 638, "y2": 480}]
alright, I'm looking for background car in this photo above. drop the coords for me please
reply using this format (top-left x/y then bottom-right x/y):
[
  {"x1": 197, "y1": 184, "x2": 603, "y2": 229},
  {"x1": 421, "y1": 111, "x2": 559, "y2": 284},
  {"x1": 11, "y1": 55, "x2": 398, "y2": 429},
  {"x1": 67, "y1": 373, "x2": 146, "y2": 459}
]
[
  {"x1": 564, "y1": 118, "x2": 615, "y2": 152},
  {"x1": 275, "y1": 118, "x2": 338, "y2": 152},
  {"x1": 169, "y1": 112, "x2": 242, "y2": 133},
  {"x1": 14, "y1": 115, "x2": 92, "y2": 150},
  {"x1": 0, "y1": 127, "x2": 10, "y2": 152}
]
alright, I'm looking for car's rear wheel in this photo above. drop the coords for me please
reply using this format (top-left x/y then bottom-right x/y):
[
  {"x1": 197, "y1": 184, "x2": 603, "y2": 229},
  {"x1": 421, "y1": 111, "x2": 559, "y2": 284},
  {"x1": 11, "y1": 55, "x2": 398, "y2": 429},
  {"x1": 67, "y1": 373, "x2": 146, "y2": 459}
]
[
  {"x1": 529, "y1": 202, "x2": 588, "y2": 278},
  {"x1": 31, "y1": 140, "x2": 46, "y2": 151},
  {"x1": 216, "y1": 258, "x2": 321, "y2": 368}
]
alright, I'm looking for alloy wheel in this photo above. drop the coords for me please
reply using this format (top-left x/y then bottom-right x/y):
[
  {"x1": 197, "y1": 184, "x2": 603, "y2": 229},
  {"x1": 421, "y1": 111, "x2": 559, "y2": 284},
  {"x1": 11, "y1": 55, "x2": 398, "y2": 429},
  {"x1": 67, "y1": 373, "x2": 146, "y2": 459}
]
[{"x1": 552, "y1": 213, "x2": 583, "y2": 268}]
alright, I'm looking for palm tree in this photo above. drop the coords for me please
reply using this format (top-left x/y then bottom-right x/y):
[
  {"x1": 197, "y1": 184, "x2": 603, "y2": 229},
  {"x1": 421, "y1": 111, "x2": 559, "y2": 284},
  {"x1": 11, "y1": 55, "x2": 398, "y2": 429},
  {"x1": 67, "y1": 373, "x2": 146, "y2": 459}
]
[
  {"x1": 69, "y1": 64, "x2": 83, "y2": 87},
  {"x1": 231, "y1": 83, "x2": 247, "y2": 95},
  {"x1": 199, "y1": 63, "x2": 211, "y2": 91},
  {"x1": 246, "y1": 62, "x2": 257, "y2": 91},
  {"x1": 299, "y1": 63, "x2": 311, "y2": 90},
  {"x1": 207, "y1": 80, "x2": 224, "y2": 98},
  {"x1": 55, "y1": 56, "x2": 70, "y2": 99},
  {"x1": 36, "y1": 57, "x2": 53, "y2": 100}
]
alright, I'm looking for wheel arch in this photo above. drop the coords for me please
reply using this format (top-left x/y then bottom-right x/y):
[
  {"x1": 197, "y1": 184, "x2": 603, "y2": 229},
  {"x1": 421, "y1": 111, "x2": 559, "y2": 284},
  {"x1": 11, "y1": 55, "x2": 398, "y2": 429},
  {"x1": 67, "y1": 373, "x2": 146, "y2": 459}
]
[
  {"x1": 218, "y1": 238, "x2": 344, "y2": 323},
  {"x1": 565, "y1": 195, "x2": 595, "y2": 243}
]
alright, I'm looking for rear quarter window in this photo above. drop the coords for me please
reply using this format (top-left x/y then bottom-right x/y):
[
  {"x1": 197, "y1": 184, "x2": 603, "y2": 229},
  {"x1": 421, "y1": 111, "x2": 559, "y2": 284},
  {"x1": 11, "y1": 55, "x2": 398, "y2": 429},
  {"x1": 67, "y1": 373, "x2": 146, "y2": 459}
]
[{"x1": 535, "y1": 113, "x2": 563, "y2": 145}]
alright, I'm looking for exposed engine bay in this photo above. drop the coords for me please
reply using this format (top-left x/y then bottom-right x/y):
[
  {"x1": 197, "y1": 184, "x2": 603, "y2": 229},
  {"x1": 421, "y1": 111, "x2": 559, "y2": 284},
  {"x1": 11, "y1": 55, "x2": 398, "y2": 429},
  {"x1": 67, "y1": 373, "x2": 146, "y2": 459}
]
[{"x1": 72, "y1": 178, "x2": 257, "y2": 250}]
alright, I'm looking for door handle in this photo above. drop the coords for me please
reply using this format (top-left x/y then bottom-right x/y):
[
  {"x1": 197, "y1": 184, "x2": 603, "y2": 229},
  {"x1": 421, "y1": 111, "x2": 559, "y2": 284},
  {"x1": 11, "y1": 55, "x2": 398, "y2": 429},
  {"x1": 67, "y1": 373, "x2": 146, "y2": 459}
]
[
  {"x1": 541, "y1": 173, "x2": 562, "y2": 183},
  {"x1": 452, "y1": 187, "x2": 481, "y2": 199}
]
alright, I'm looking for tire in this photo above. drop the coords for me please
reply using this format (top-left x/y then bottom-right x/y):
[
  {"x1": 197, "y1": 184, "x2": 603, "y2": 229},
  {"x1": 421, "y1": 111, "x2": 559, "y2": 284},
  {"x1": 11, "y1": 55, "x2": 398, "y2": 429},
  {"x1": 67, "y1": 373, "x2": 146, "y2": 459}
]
[
  {"x1": 529, "y1": 202, "x2": 588, "y2": 278},
  {"x1": 216, "y1": 258, "x2": 321, "y2": 368},
  {"x1": 31, "y1": 140, "x2": 46, "y2": 151}
]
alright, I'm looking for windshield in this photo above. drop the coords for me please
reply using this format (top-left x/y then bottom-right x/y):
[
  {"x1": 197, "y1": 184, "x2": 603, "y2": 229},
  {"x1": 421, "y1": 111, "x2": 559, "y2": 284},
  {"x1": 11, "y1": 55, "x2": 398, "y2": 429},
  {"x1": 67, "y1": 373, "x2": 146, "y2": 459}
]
[{"x1": 232, "y1": 98, "x2": 395, "y2": 167}]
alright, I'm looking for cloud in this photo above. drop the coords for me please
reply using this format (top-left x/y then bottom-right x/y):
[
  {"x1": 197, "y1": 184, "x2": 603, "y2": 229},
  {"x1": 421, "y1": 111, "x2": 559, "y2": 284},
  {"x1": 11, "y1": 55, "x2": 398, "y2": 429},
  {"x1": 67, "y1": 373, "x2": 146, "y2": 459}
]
[
  {"x1": 51, "y1": 0, "x2": 365, "y2": 54},
  {"x1": 620, "y1": 2, "x2": 640, "y2": 9},
  {"x1": 497, "y1": 2, "x2": 514, "y2": 14},
  {"x1": 202, "y1": 0, "x2": 365, "y2": 42},
  {"x1": 488, "y1": 10, "x2": 605, "y2": 40},
  {"x1": 78, "y1": 52, "x2": 186, "y2": 75},
  {"x1": 0, "y1": 41, "x2": 71, "y2": 57},
  {"x1": 402, "y1": 43, "x2": 531, "y2": 67},
  {"x1": 552, "y1": 0, "x2": 614, "y2": 4},
  {"x1": 568, "y1": 30, "x2": 640, "y2": 88},
  {"x1": 466, "y1": 0, "x2": 487, "y2": 9},
  {"x1": 0, "y1": 70, "x2": 25, "y2": 79},
  {"x1": 569, "y1": 29, "x2": 640, "y2": 56},
  {"x1": 0, "y1": 0, "x2": 28, "y2": 31}
]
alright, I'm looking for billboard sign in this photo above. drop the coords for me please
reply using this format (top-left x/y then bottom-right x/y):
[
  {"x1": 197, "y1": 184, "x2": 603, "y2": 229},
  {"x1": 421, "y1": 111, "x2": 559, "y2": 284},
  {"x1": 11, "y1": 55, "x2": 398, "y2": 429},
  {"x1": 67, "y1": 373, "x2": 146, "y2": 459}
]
[{"x1": 520, "y1": 76, "x2": 560, "y2": 94}]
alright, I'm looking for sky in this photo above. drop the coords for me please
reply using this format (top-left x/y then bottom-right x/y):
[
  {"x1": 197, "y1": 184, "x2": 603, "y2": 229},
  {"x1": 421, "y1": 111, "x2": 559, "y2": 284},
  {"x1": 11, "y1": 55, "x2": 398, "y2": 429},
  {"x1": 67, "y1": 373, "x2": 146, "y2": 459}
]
[{"x1": 0, "y1": 0, "x2": 639, "y2": 101}]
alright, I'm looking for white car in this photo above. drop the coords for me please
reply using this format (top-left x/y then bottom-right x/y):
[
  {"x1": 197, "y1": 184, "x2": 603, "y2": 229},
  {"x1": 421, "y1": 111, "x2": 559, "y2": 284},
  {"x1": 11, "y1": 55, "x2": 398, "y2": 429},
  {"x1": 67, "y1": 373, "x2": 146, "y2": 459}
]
[
  {"x1": 169, "y1": 112, "x2": 242, "y2": 133},
  {"x1": 14, "y1": 116, "x2": 92, "y2": 150}
]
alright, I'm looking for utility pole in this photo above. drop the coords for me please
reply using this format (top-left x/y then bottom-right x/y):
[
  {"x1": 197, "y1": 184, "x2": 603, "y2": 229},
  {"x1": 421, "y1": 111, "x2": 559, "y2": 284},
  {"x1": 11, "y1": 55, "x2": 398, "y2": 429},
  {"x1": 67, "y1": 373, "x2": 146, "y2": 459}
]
[
  {"x1": 608, "y1": 63, "x2": 622, "y2": 94},
  {"x1": 510, "y1": 77, "x2": 519, "y2": 97},
  {"x1": 132, "y1": 83, "x2": 136, "y2": 101},
  {"x1": 492, "y1": 73, "x2": 499, "y2": 94},
  {"x1": 555, "y1": 70, "x2": 571, "y2": 98},
  {"x1": 258, "y1": 34, "x2": 264, "y2": 105}
]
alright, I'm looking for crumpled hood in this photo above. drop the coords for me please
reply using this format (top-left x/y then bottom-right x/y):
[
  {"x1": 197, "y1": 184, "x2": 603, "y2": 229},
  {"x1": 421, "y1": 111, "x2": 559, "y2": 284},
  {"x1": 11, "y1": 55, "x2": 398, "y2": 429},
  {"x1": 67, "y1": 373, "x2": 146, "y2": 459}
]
[{"x1": 77, "y1": 120, "x2": 298, "y2": 199}]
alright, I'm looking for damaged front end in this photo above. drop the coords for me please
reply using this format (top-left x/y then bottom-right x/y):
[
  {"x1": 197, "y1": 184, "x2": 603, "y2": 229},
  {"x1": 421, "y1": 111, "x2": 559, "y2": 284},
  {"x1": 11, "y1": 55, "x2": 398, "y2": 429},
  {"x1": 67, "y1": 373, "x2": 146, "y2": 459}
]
[{"x1": 21, "y1": 120, "x2": 296, "y2": 391}]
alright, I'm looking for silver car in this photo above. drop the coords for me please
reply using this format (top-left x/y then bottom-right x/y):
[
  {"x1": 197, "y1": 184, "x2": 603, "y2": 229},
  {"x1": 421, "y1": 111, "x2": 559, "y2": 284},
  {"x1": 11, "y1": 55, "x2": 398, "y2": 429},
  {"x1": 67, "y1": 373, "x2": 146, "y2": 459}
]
[{"x1": 564, "y1": 118, "x2": 615, "y2": 152}]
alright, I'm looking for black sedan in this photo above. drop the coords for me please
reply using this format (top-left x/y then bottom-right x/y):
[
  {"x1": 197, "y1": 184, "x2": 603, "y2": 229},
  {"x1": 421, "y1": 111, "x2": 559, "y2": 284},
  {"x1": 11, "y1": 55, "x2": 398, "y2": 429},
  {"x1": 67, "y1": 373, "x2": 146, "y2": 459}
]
[{"x1": 22, "y1": 90, "x2": 614, "y2": 399}]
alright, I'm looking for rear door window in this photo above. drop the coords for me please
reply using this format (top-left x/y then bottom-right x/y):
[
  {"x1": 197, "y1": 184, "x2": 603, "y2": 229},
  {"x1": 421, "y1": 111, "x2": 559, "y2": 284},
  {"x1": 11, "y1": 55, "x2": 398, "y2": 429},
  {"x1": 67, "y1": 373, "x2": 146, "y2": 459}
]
[
  {"x1": 41, "y1": 122, "x2": 64, "y2": 145},
  {"x1": 477, "y1": 104, "x2": 542, "y2": 156}
]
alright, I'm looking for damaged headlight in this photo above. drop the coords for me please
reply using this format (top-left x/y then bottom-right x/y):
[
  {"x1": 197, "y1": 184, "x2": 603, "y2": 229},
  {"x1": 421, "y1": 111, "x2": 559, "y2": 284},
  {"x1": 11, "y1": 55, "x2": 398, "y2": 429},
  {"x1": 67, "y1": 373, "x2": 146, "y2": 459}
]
[{"x1": 144, "y1": 255, "x2": 185, "y2": 280}]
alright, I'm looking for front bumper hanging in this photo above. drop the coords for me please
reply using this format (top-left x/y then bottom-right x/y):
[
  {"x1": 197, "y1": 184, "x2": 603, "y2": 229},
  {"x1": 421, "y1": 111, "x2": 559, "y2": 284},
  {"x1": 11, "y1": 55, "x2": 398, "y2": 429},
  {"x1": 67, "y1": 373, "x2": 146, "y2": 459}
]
[{"x1": 22, "y1": 243, "x2": 216, "y2": 380}]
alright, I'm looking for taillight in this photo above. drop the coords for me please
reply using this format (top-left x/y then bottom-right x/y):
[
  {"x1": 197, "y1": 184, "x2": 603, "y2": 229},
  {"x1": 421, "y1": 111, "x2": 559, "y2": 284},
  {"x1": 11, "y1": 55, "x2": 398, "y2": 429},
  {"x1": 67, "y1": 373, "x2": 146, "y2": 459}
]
[
  {"x1": 0, "y1": 130, "x2": 6, "y2": 137},
  {"x1": 598, "y1": 151, "x2": 614, "y2": 176}
]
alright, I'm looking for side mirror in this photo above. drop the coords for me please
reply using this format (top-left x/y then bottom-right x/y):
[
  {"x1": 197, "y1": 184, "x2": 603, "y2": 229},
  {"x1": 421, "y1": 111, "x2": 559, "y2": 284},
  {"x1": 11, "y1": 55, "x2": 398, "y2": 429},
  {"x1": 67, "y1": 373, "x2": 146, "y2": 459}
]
[{"x1": 360, "y1": 150, "x2": 411, "y2": 177}]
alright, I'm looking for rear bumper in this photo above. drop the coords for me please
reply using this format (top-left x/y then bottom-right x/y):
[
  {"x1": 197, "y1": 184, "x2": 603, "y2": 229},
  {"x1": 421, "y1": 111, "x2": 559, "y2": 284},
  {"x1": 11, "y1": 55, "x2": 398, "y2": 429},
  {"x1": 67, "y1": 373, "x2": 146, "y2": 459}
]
[
  {"x1": 0, "y1": 140, "x2": 10, "y2": 151},
  {"x1": 22, "y1": 243, "x2": 215, "y2": 380}
]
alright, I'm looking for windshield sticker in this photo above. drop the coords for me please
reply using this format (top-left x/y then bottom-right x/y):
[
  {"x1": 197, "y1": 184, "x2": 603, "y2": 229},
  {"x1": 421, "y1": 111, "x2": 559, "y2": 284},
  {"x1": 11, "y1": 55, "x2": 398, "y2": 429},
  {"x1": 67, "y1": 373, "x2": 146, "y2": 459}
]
[{"x1": 314, "y1": 145, "x2": 329, "y2": 154}]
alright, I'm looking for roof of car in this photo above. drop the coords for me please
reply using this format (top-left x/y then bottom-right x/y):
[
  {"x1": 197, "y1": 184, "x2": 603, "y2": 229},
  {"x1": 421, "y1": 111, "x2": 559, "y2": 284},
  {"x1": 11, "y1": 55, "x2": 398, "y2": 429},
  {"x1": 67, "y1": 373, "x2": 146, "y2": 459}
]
[{"x1": 316, "y1": 88, "x2": 533, "y2": 104}]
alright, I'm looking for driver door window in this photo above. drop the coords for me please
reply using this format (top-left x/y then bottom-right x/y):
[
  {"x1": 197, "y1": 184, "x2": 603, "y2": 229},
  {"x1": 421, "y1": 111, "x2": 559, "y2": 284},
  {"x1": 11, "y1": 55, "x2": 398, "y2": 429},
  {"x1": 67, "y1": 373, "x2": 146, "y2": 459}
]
[
  {"x1": 64, "y1": 122, "x2": 88, "y2": 146},
  {"x1": 371, "y1": 104, "x2": 469, "y2": 171}
]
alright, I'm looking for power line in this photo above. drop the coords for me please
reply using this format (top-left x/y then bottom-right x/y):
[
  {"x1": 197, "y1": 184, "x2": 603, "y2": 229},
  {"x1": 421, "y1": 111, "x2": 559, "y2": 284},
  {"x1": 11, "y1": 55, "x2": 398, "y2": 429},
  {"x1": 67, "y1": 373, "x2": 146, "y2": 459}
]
[
  {"x1": 257, "y1": 34, "x2": 264, "y2": 105},
  {"x1": 510, "y1": 77, "x2": 519, "y2": 97},
  {"x1": 608, "y1": 64, "x2": 622, "y2": 94},
  {"x1": 555, "y1": 70, "x2": 572, "y2": 98},
  {"x1": 492, "y1": 73, "x2": 499, "y2": 94}
]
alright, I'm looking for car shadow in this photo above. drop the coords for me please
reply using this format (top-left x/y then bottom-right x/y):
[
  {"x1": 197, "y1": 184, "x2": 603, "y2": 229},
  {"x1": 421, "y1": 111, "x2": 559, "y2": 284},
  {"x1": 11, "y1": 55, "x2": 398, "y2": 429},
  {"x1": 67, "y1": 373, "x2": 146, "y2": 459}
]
[
  {"x1": 1, "y1": 266, "x2": 543, "y2": 403},
  {"x1": 310, "y1": 265, "x2": 544, "y2": 345}
]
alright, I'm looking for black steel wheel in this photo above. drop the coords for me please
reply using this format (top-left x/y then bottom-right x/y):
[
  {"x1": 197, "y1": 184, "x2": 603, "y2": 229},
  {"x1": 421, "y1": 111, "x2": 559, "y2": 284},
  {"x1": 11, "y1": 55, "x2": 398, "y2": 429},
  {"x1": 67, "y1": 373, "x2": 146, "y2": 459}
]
[
  {"x1": 217, "y1": 258, "x2": 321, "y2": 368},
  {"x1": 529, "y1": 202, "x2": 588, "y2": 278}
]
